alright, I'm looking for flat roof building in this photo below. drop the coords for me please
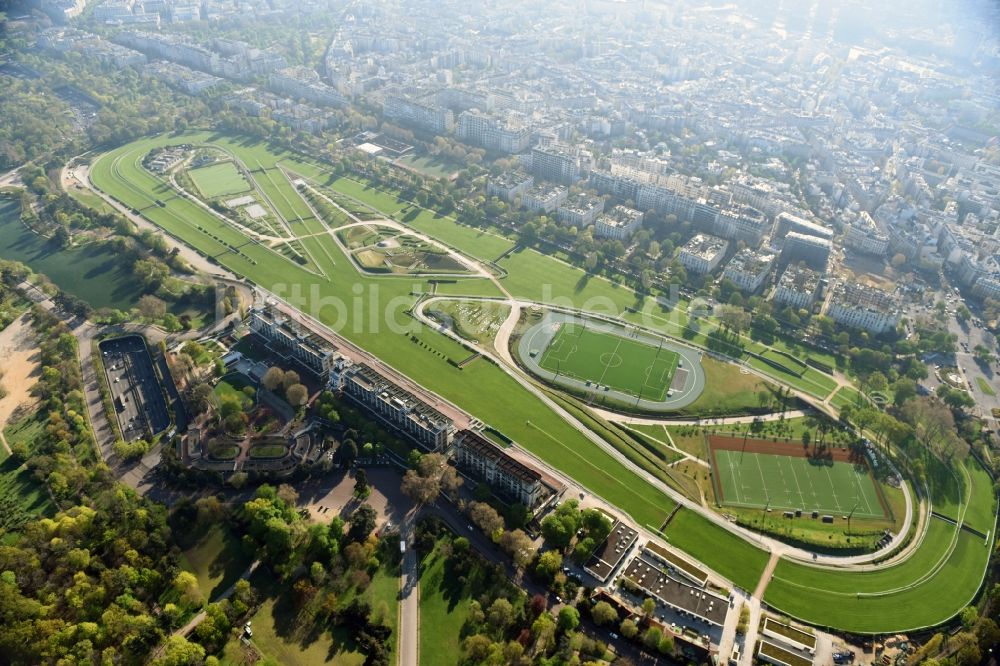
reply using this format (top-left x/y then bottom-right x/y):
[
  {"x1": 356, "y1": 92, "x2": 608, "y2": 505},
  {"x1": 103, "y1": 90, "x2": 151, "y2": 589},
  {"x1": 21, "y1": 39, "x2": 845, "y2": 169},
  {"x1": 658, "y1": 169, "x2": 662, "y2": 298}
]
[
  {"x1": 781, "y1": 231, "x2": 831, "y2": 271},
  {"x1": 621, "y1": 552, "x2": 730, "y2": 628},
  {"x1": 722, "y1": 247, "x2": 776, "y2": 293},
  {"x1": 487, "y1": 170, "x2": 533, "y2": 203},
  {"x1": 678, "y1": 233, "x2": 729, "y2": 275},
  {"x1": 773, "y1": 264, "x2": 823, "y2": 310},
  {"x1": 826, "y1": 282, "x2": 900, "y2": 334},
  {"x1": 775, "y1": 211, "x2": 834, "y2": 241},
  {"x1": 594, "y1": 204, "x2": 643, "y2": 240},
  {"x1": 557, "y1": 194, "x2": 605, "y2": 228},
  {"x1": 584, "y1": 519, "x2": 638, "y2": 582},
  {"x1": 531, "y1": 144, "x2": 580, "y2": 185},
  {"x1": 521, "y1": 184, "x2": 568, "y2": 214}
]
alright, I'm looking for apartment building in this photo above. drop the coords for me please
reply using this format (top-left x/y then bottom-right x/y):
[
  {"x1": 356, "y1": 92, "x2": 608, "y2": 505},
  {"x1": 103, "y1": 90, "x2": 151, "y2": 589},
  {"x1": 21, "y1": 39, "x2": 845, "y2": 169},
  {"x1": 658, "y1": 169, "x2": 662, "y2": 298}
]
[
  {"x1": 383, "y1": 94, "x2": 454, "y2": 134},
  {"x1": 781, "y1": 232, "x2": 831, "y2": 271},
  {"x1": 594, "y1": 204, "x2": 644, "y2": 240},
  {"x1": 487, "y1": 171, "x2": 534, "y2": 203},
  {"x1": 722, "y1": 248, "x2": 776, "y2": 293},
  {"x1": 844, "y1": 212, "x2": 889, "y2": 257},
  {"x1": 772, "y1": 264, "x2": 823, "y2": 310},
  {"x1": 456, "y1": 110, "x2": 531, "y2": 154},
  {"x1": 826, "y1": 282, "x2": 900, "y2": 334},
  {"x1": 557, "y1": 194, "x2": 605, "y2": 228},
  {"x1": 521, "y1": 184, "x2": 568, "y2": 214},
  {"x1": 531, "y1": 144, "x2": 580, "y2": 184},
  {"x1": 678, "y1": 233, "x2": 729, "y2": 275}
]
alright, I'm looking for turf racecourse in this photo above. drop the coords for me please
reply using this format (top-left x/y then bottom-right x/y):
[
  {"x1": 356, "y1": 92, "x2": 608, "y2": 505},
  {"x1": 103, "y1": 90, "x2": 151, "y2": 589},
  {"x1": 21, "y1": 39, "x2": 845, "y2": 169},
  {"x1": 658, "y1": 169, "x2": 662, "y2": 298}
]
[
  {"x1": 89, "y1": 132, "x2": 995, "y2": 632},
  {"x1": 539, "y1": 323, "x2": 679, "y2": 401}
]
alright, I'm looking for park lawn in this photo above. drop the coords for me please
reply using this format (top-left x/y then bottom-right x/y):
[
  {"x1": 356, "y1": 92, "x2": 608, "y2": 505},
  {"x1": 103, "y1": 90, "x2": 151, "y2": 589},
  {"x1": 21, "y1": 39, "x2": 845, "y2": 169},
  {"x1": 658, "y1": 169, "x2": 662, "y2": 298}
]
[
  {"x1": 662, "y1": 508, "x2": 768, "y2": 591},
  {"x1": 765, "y1": 519, "x2": 990, "y2": 632},
  {"x1": 394, "y1": 153, "x2": 461, "y2": 179},
  {"x1": 418, "y1": 539, "x2": 492, "y2": 666},
  {"x1": 188, "y1": 161, "x2": 251, "y2": 199},
  {"x1": 402, "y1": 208, "x2": 514, "y2": 262},
  {"x1": 66, "y1": 183, "x2": 116, "y2": 214},
  {"x1": 177, "y1": 523, "x2": 253, "y2": 601},
  {"x1": 539, "y1": 323, "x2": 679, "y2": 400},
  {"x1": 831, "y1": 386, "x2": 866, "y2": 410},
  {"x1": 678, "y1": 357, "x2": 779, "y2": 416},
  {"x1": 214, "y1": 373, "x2": 254, "y2": 410},
  {"x1": 0, "y1": 456, "x2": 55, "y2": 542},
  {"x1": 498, "y1": 246, "x2": 645, "y2": 314},
  {"x1": 3, "y1": 412, "x2": 45, "y2": 451},
  {"x1": 0, "y1": 199, "x2": 144, "y2": 310},
  {"x1": 221, "y1": 570, "x2": 366, "y2": 666},
  {"x1": 976, "y1": 376, "x2": 996, "y2": 396}
]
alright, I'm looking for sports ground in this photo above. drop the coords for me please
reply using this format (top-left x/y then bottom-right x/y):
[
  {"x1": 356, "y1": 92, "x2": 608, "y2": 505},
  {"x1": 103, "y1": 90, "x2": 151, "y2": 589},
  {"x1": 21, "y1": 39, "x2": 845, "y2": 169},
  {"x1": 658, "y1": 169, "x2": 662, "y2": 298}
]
[
  {"x1": 188, "y1": 161, "x2": 251, "y2": 199},
  {"x1": 539, "y1": 323, "x2": 680, "y2": 401},
  {"x1": 710, "y1": 435, "x2": 886, "y2": 519}
]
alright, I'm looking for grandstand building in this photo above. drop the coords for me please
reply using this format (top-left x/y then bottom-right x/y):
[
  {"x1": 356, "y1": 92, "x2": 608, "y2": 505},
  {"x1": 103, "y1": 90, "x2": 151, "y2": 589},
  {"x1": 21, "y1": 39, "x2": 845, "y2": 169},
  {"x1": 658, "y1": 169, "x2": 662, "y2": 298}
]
[
  {"x1": 451, "y1": 430, "x2": 547, "y2": 507},
  {"x1": 248, "y1": 307, "x2": 344, "y2": 381},
  {"x1": 342, "y1": 363, "x2": 454, "y2": 451}
]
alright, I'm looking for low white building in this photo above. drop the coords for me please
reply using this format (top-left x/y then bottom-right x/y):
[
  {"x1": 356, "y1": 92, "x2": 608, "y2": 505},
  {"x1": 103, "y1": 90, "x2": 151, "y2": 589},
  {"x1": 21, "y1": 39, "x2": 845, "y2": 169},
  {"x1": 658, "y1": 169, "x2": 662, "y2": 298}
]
[
  {"x1": 826, "y1": 282, "x2": 900, "y2": 334},
  {"x1": 722, "y1": 248, "x2": 775, "y2": 293},
  {"x1": 772, "y1": 264, "x2": 822, "y2": 310},
  {"x1": 594, "y1": 205, "x2": 643, "y2": 240},
  {"x1": 487, "y1": 171, "x2": 533, "y2": 203},
  {"x1": 678, "y1": 233, "x2": 729, "y2": 275},
  {"x1": 557, "y1": 195, "x2": 605, "y2": 228},
  {"x1": 521, "y1": 185, "x2": 568, "y2": 214}
]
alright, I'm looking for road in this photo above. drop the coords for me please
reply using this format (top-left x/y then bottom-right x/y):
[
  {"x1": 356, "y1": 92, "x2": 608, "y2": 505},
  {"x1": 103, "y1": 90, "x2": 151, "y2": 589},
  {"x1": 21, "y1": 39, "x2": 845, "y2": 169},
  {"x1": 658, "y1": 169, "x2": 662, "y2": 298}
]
[{"x1": 398, "y1": 514, "x2": 419, "y2": 666}]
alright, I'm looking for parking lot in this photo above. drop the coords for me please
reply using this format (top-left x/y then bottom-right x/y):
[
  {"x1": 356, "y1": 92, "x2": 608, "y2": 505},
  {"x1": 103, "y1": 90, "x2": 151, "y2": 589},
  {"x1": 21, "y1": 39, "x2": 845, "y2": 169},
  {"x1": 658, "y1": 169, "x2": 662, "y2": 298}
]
[{"x1": 99, "y1": 335, "x2": 170, "y2": 443}]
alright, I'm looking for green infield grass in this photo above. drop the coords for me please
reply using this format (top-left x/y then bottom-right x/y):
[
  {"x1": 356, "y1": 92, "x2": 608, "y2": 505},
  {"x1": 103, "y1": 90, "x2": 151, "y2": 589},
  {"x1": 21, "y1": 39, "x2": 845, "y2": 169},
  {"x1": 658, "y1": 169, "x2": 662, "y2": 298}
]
[
  {"x1": 976, "y1": 376, "x2": 996, "y2": 396},
  {"x1": 712, "y1": 447, "x2": 884, "y2": 519},
  {"x1": 187, "y1": 161, "x2": 251, "y2": 199},
  {"x1": 538, "y1": 323, "x2": 679, "y2": 400}
]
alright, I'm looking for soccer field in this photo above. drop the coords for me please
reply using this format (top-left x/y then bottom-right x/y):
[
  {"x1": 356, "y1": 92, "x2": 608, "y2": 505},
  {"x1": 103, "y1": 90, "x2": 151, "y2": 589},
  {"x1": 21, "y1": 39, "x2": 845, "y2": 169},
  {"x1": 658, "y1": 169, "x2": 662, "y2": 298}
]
[
  {"x1": 712, "y1": 442, "x2": 885, "y2": 519},
  {"x1": 538, "y1": 324, "x2": 679, "y2": 401},
  {"x1": 188, "y1": 161, "x2": 252, "y2": 199}
]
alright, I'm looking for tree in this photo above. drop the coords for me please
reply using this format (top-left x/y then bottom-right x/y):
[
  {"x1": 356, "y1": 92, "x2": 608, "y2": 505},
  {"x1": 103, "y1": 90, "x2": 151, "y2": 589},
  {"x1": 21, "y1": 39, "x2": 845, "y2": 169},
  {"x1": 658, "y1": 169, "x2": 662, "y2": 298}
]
[
  {"x1": 642, "y1": 597, "x2": 656, "y2": 618},
  {"x1": 262, "y1": 367, "x2": 285, "y2": 391},
  {"x1": 557, "y1": 606, "x2": 580, "y2": 632},
  {"x1": 643, "y1": 627, "x2": 663, "y2": 650},
  {"x1": 153, "y1": 636, "x2": 206, "y2": 666},
  {"x1": 487, "y1": 597, "x2": 514, "y2": 630},
  {"x1": 347, "y1": 503, "x2": 377, "y2": 542},
  {"x1": 534, "y1": 550, "x2": 563, "y2": 581},
  {"x1": 498, "y1": 529, "x2": 536, "y2": 569},
  {"x1": 400, "y1": 469, "x2": 439, "y2": 505},
  {"x1": 138, "y1": 294, "x2": 167, "y2": 320},
  {"x1": 282, "y1": 370, "x2": 300, "y2": 390},
  {"x1": 354, "y1": 469, "x2": 369, "y2": 498},
  {"x1": 468, "y1": 501, "x2": 504, "y2": 536},
  {"x1": 620, "y1": 618, "x2": 638, "y2": 639},
  {"x1": 172, "y1": 571, "x2": 202, "y2": 606},
  {"x1": 590, "y1": 601, "x2": 618, "y2": 626},
  {"x1": 286, "y1": 383, "x2": 308, "y2": 406}
]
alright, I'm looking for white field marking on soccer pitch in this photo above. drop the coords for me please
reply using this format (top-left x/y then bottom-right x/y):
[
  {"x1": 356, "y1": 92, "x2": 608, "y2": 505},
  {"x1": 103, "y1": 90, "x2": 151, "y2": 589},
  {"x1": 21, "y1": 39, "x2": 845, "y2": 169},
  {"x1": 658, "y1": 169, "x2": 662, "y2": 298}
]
[{"x1": 851, "y1": 463, "x2": 876, "y2": 517}]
